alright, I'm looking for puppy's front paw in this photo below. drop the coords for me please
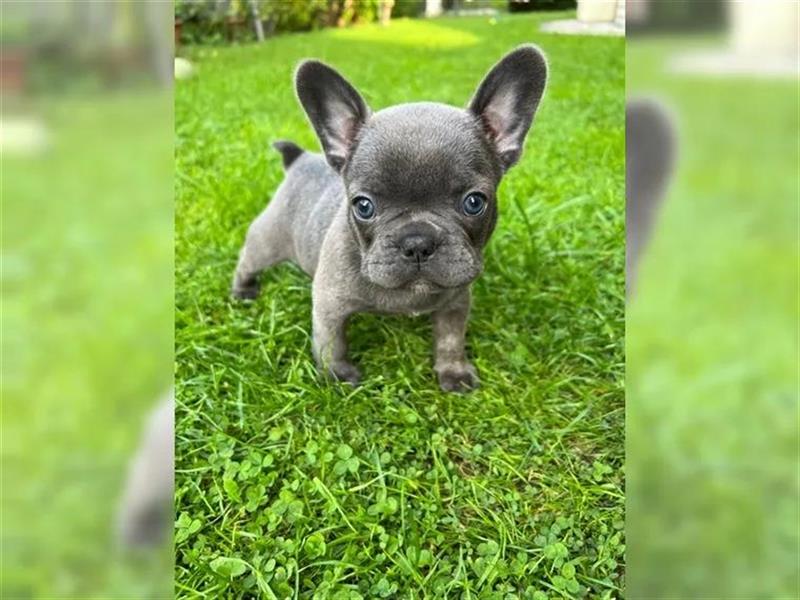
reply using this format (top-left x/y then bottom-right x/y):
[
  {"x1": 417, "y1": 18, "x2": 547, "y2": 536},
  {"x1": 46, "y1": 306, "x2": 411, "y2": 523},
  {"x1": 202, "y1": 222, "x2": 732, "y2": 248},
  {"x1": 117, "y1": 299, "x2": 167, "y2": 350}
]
[
  {"x1": 231, "y1": 278, "x2": 260, "y2": 301},
  {"x1": 328, "y1": 361, "x2": 362, "y2": 386},
  {"x1": 437, "y1": 362, "x2": 479, "y2": 393}
]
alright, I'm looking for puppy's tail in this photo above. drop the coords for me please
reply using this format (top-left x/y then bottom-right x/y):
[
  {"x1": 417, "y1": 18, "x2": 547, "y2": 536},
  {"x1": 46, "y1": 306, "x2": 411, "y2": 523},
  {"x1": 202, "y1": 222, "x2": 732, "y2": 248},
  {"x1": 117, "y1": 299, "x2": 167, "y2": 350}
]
[{"x1": 272, "y1": 140, "x2": 304, "y2": 170}]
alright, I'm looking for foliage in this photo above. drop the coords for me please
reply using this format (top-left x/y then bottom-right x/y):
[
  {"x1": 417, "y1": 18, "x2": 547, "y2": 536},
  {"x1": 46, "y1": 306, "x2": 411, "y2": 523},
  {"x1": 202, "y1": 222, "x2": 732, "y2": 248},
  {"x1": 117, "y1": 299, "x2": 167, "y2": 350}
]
[
  {"x1": 176, "y1": 0, "x2": 382, "y2": 44},
  {"x1": 628, "y1": 0, "x2": 724, "y2": 33},
  {"x1": 392, "y1": 0, "x2": 425, "y2": 19},
  {"x1": 175, "y1": 12, "x2": 624, "y2": 598}
]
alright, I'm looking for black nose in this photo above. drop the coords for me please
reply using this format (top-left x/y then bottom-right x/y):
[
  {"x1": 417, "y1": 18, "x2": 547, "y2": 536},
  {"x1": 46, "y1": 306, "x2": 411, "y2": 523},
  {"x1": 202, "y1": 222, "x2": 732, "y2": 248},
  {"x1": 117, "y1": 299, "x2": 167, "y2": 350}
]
[{"x1": 399, "y1": 233, "x2": 437, "y2": 263}]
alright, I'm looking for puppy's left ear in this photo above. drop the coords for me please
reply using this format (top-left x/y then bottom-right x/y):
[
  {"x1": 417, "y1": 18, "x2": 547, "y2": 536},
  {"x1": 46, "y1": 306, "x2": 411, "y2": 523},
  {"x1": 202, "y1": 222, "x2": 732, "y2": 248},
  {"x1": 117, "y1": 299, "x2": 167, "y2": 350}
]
[{"x1": 468, "y1": 45, "x2": 548, "y2": 172}]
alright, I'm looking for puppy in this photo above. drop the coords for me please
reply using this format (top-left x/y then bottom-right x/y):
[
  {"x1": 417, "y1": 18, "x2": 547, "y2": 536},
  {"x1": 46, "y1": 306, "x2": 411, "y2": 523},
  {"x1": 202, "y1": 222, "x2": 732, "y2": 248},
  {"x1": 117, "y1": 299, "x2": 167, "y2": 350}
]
[{"x1": 232, "y1": 46, "x2": 548, "y2": 391}]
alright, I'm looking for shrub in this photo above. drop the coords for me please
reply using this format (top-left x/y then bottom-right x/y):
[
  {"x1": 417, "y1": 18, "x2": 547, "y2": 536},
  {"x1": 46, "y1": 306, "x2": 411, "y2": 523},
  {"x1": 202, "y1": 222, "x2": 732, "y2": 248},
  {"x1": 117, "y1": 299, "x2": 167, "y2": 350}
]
[
  {"x1": 176, "y1": 0, "x2": 383, "y2": 45},
  {"x1": 392, "y1": 0, "x2": 425, "y2": 18}
]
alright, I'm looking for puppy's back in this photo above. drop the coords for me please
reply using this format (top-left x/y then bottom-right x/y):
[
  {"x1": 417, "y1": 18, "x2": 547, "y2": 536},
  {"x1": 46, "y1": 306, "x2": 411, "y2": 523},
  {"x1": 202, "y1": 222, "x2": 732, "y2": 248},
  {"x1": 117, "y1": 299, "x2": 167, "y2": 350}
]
[{"x1": 273, "y1": 140, "x2": 305, "y2": 170}]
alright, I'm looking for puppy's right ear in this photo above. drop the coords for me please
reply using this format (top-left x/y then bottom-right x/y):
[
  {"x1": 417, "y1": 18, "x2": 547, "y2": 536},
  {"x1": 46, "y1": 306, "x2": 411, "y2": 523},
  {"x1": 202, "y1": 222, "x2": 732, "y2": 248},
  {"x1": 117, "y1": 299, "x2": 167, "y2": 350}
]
[{"x1": 295, "y1": 60, "x2": 370, "y2": 173}]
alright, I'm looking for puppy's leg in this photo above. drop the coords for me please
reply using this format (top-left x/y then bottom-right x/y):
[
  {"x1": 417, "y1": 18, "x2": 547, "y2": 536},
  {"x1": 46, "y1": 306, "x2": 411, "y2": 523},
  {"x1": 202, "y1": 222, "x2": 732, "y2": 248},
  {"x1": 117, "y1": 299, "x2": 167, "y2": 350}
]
[
  {"x1": 432, "y1": 292, "x2": 478, "y2": 392},
  {"x1": 232, "y1": 204, "x2": 289, "y2": 300},
  {"x1": 312, "y1": 297, "x2": 360, "y2": 385}
]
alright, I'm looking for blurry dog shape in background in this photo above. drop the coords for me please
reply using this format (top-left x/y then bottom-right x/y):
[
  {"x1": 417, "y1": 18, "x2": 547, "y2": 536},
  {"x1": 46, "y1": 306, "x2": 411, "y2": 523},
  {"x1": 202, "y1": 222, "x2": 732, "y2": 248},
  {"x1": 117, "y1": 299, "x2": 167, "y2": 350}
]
[
  {"x1": 626, "y1": 98, "x2": 676, "y2": 296},
  {"x1": 117, "y1": 390, "x2": 174, "y2": 547}
]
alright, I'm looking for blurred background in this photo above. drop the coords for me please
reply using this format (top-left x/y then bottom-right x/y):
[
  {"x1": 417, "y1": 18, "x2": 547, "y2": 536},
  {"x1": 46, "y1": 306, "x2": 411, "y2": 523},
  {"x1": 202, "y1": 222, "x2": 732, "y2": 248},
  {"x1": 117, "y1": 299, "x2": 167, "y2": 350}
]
[
  {"x1": 3, "y1": 0, "x2": 798, "y2": 597},
  {"x1": 173, "y1": 0, "x2": 576, "y2": 46},
  {"x1": 1, "y1": 0, "x2": 173, "y2": 597},
  {"x1": 626, "y1": 1, "x2": 799, "y2": 598}
]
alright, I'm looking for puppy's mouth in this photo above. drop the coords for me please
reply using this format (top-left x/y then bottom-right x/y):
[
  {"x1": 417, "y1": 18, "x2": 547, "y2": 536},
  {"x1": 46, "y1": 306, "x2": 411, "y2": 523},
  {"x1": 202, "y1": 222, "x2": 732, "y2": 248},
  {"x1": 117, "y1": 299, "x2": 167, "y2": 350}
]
[
  {"x1": 367, "y1": 269, "x2": 444, "y2": 291},
  {"x1": 361, "y1": 259, "x2": 480, "y2": 291},
  {"x1": 403, "y1": 276, "x2": 443, "y2": 293}
]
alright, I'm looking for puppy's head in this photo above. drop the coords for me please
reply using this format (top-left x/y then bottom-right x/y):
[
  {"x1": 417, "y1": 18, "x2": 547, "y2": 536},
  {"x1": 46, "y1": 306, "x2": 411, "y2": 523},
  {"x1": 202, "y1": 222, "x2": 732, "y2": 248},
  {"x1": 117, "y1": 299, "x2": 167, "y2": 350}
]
[{"x1": 295, "y1": 46, "x2": 547, "y2": 290}]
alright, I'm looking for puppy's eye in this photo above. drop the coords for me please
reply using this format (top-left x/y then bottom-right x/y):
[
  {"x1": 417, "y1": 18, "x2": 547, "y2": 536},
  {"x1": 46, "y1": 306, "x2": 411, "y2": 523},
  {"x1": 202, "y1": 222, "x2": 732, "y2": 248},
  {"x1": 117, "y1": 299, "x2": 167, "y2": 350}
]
[
  {"x1": 352, "y1": 196, "x2": 375, "y2": 221},
  {"x1": 462, "y1": 192, "x2": 487, "y2": 216}
]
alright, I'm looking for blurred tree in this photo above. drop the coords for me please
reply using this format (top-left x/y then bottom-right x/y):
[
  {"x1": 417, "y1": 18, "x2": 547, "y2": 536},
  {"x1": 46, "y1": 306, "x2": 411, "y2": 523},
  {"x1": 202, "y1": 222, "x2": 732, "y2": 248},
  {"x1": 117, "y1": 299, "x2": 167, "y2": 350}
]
[
  {"x1": 379, "y1": 0, "x2": 395, "y2": 25},
  {"x1": 627, "y1": 0, "x2": 725, "y2": 34}
]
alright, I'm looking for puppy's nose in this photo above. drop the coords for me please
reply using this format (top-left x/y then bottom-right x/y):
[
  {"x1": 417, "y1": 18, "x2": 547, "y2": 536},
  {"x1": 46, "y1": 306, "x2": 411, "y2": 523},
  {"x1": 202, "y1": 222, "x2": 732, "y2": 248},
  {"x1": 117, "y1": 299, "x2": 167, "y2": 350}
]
[{"x1": 399, "y1": 233, "x2": 437, "y2": 263}]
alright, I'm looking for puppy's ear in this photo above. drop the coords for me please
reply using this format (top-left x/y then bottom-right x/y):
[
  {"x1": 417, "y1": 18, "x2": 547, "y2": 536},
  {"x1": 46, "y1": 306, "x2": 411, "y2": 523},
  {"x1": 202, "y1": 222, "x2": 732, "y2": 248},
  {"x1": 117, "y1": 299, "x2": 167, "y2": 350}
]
[
  {"x1": 295, "y1": 60, "x2": 370, "y2": 173},
  {"x1": 626, "y1": 97, "x2": 676, "y2": 296},
  {"x1": 468, "y1": 45, "x2": 548, "y2": 172}
]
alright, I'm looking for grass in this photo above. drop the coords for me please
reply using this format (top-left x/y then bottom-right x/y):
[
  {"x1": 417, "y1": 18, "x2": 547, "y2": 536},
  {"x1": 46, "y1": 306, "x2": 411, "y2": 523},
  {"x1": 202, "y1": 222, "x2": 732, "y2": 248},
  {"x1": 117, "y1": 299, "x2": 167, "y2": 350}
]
[{"x1": 175, "y1": 12, "x2": 624, "y2": 599}]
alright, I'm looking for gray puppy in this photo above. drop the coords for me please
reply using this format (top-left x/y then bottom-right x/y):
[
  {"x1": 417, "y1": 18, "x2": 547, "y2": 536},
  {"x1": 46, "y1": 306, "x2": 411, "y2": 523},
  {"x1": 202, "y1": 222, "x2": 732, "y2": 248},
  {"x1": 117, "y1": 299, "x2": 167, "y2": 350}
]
[{"x1": 232, "y1": 46, "x2": 547, "y2": 391}]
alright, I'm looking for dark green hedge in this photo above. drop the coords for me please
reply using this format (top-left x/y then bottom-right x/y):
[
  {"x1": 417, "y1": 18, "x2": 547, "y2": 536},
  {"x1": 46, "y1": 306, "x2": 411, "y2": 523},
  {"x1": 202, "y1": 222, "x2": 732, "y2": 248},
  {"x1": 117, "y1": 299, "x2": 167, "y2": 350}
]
[{"x1": 176, "y1": 0, "x2": 382, "y2": 45}]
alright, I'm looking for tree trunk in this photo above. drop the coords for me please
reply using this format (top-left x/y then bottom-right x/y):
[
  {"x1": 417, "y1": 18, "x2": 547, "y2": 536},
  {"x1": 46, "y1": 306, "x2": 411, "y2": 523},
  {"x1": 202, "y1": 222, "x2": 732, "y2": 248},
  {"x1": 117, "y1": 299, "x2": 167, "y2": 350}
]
[
  {"x1": 379, "y1": 0, "x2": 395, "y2": 25},
  {"x1": 425, "y1": 0, "x2": 443, "y2": 18},
  {"x1": 336, "y1": 0, "x2": 354, "y2": 27},
  {"x1": 248, "y1": 0, "x2": 265, "y2": 42}
]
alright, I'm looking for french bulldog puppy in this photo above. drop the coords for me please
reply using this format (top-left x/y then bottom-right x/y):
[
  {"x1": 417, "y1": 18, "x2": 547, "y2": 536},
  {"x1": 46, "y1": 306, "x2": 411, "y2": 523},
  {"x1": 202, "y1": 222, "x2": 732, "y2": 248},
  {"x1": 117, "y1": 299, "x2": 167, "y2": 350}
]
[{"x1": 232, "y1": 46, "x2": 548, "y2": 391}]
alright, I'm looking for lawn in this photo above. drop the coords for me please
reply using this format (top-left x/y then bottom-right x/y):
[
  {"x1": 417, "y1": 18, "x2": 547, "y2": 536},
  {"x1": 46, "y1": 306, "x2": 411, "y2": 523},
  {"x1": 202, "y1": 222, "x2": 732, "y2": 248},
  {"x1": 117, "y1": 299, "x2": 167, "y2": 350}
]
[{"x1": 175, "y1": 12, "x2": 624, "y2": 599}]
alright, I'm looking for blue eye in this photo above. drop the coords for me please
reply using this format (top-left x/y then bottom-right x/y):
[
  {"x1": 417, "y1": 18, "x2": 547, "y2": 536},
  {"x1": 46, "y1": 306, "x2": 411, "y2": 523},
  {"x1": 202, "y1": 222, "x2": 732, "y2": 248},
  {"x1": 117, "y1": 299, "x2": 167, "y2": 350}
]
[
  {"x1": 462, "y1": 192, "x2": 487, "y2": 216},
  {"x1": 353, "y1": 196, "x2": 375, "y2": 220}
]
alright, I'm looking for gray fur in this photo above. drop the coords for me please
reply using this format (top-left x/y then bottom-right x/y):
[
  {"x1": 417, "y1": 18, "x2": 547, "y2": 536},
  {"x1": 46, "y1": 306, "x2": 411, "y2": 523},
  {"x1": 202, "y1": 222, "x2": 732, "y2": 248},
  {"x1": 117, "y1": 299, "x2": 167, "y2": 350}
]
[
  {"x1": 117, "y1": 391, "x2": 174, "y2": 546},
  {"x1": 626, "y1": 98, "x2": 676, "y2": 296},
  {"x1": 233, "y1": 46, "x2": 548, "y2": 391}
]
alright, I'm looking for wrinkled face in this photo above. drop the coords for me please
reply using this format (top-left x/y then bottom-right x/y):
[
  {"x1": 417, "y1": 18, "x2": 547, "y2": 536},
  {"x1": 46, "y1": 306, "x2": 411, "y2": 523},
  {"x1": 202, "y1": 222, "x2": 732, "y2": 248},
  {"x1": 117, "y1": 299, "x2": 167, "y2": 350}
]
[{"x1": 343, "y1": 104, "x2": 502, "y2": 290}]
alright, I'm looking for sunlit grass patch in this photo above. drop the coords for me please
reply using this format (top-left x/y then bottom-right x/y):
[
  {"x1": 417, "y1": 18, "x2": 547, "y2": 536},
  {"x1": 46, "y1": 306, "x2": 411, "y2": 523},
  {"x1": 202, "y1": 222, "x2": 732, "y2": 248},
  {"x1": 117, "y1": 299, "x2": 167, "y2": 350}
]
[{"x1": 328, "y1": 17, "x2": 480, "y2": 49}]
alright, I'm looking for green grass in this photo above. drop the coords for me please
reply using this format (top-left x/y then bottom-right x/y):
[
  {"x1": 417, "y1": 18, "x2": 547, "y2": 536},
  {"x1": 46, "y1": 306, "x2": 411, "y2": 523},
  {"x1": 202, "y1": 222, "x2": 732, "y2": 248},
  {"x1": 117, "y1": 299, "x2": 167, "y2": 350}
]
[{"x1": 175, "y1": 13, "x2": 624, "y2": 599}]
